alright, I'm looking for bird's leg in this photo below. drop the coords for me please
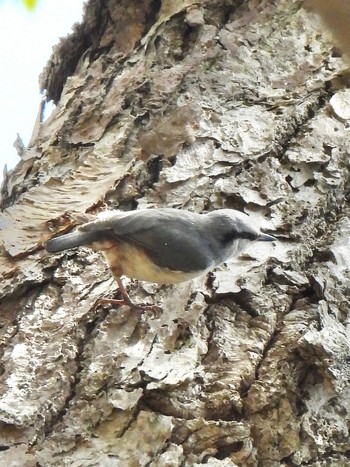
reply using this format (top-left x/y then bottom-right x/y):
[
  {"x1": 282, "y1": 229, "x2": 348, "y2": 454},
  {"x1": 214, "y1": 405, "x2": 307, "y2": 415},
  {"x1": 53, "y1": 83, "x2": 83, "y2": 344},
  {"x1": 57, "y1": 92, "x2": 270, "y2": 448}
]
[
  {"x1": 97, "y1": 276, "x2": 135, "y2": 308},
  {"x1": 96, "y1": 276, "x2": 163, "y2": 317},
  {"x1": 116, "y1": 276, "x2": 135, "y2": 306}
]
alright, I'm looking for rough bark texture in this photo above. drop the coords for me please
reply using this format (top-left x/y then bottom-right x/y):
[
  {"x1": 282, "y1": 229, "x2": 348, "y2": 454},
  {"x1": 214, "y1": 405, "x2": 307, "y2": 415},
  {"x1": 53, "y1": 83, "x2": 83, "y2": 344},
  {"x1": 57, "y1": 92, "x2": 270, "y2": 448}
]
[{"x1": 1, "y1": 0, "x2": 350, "y2": 465}]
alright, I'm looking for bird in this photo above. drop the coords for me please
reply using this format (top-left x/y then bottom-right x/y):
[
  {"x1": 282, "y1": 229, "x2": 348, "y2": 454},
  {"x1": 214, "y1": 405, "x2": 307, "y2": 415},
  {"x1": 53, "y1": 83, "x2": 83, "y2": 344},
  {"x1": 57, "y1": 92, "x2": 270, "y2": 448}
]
[{"x1": 45, "y1": 208, "x2": 276, "y2": 310}]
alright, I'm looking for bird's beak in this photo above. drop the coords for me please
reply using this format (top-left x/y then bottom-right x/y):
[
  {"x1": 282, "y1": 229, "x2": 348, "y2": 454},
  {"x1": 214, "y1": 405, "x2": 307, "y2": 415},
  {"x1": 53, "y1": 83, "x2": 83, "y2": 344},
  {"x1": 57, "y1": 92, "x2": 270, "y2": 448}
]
[{"x1": 258, "y1": 233, "x2": 276, "y2": 242}]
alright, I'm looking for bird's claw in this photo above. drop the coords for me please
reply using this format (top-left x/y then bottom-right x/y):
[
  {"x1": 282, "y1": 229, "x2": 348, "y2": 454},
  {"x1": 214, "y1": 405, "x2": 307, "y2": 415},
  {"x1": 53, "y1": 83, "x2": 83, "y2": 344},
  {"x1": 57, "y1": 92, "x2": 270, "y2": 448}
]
[{"x1": 96, "y1": 298, "x2": 127, "y2": 307}]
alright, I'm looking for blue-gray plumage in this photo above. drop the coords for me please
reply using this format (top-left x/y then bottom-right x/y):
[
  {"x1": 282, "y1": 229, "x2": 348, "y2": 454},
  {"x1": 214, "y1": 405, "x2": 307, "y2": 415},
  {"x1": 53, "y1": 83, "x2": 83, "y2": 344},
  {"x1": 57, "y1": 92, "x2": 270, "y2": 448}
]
[{"x1": 45, "y1": 208, "x2": 275, "y2": 308}]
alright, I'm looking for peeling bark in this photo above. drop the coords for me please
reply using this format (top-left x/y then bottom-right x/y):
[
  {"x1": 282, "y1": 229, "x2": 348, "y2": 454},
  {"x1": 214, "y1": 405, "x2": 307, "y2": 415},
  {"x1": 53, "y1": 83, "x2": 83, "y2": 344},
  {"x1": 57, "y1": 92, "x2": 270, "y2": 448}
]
[{"x1": 1, "y1": 0, "x2": 350, "y2": 465}]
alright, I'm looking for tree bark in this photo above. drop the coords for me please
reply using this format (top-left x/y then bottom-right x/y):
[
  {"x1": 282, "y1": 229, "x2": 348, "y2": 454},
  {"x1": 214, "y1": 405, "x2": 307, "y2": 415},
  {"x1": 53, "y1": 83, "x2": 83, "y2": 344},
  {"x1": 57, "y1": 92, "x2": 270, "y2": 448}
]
[{"x1": 1, "y1": 0, "x2": 350, "y2": 465}]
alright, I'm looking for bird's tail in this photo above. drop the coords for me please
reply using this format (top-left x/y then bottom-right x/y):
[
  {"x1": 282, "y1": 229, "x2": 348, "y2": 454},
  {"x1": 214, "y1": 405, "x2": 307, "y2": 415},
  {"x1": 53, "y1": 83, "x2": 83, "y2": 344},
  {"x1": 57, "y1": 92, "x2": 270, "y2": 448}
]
[{"x1": 45, "y1": 230, "x2": 101, "y2": 253}]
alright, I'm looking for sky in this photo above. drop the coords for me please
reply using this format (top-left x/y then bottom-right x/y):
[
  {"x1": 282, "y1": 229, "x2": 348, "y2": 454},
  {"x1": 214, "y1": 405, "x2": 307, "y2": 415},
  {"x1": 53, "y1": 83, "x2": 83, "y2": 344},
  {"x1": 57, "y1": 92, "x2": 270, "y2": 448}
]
[{"x1": 0, "y1": 0, "x2": 85, "y2": 176}]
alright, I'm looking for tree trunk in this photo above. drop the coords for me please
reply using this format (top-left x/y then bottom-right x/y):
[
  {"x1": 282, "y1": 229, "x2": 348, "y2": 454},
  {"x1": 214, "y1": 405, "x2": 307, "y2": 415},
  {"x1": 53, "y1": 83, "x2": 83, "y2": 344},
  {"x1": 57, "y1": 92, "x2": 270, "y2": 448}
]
[{"x1": 1, "y1": 0, "x2": 350, "y2": 465}]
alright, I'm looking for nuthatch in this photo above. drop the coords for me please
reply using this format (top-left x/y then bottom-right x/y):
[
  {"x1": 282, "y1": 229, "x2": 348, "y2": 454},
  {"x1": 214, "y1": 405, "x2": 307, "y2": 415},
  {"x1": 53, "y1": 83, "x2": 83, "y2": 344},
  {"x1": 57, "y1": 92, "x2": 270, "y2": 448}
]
[{"x1": 45, "y1": 208, "x2": 275, "y2": 309}]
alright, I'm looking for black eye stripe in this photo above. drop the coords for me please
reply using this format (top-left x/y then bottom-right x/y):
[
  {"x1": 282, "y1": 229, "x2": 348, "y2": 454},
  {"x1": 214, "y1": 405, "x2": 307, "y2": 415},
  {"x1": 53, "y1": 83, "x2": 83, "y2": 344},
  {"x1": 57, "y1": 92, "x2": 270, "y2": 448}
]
[{"x1": 221, "y1": 231, "x2": 258, "y2": 244}]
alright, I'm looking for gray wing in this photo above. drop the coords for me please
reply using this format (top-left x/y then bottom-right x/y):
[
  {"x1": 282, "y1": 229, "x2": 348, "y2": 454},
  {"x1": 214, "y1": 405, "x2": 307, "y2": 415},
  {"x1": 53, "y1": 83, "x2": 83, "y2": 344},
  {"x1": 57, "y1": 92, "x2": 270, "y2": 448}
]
[{"x1": 81, "y1": 209, "x2": 216, "y2": 272}]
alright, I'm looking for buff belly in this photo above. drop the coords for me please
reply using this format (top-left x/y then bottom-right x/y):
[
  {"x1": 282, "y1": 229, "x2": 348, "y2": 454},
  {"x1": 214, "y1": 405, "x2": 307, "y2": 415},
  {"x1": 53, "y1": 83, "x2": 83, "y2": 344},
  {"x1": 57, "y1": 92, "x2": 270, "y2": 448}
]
[{"x1": 90, "y1": 239, "x2": 203, "y2": 284}]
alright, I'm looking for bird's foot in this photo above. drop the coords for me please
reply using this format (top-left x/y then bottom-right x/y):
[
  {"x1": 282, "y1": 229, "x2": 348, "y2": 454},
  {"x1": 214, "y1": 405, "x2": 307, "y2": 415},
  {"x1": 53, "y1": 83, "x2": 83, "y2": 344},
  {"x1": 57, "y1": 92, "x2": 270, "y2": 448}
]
[{"x1": 96, "y1": 298, "x2": 128, "y2": 307}]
